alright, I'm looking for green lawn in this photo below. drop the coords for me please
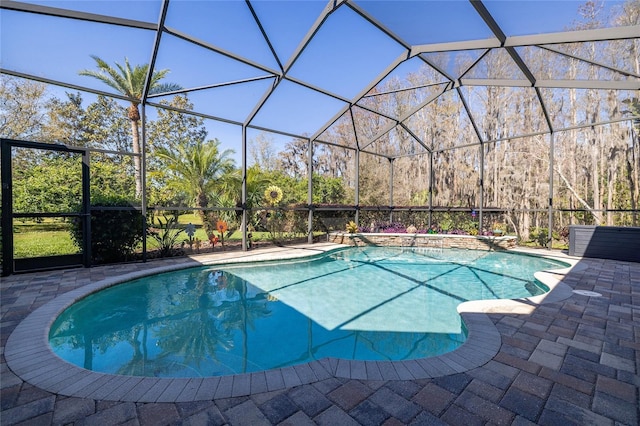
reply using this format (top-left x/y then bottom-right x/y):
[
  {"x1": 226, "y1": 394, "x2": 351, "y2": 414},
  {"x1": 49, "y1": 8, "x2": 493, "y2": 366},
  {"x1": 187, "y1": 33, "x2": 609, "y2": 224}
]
[
  {"x1": 11, "y1": 216, "x2": 277, "y2": 258},
  {"x1": 13, "y1": 229, "x2": 79, "y2": 258},
  {"x1": 156, "y1": 213, "x2": 278, "y2": 243},
  {"x1": 10, "y1": 214, "x2": 325, "y2": 258}
]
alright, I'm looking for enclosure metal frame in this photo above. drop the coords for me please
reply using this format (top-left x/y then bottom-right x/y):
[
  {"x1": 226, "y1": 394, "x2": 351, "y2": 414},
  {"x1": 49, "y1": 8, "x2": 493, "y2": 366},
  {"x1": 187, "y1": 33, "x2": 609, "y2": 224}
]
[
  {"x1": 1, "y1": 139, "x2": 91, "y2": 276},
  {"x1": 1, "y1": 0, "x2": 638, "y2": 259}
]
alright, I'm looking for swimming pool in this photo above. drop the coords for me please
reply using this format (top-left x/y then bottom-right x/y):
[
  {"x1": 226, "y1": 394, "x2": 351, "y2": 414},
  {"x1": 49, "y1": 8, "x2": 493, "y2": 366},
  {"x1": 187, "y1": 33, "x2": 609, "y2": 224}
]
[{"x1": 48, "y1": 247, "x2": 567, "y2": 378}]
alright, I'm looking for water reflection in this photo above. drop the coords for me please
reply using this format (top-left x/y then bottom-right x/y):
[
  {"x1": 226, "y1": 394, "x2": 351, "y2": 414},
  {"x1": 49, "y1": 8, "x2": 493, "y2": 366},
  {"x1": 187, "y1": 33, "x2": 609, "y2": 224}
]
[{"x1": 49, "y1": 267, "x2": 463, "y2": 377}]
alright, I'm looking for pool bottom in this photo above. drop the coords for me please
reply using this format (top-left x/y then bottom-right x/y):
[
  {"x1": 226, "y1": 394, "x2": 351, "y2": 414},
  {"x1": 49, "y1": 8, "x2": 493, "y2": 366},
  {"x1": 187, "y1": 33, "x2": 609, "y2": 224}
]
[
  {"x1": 48, "y1": 268, "x2": 468, "y2": 378},
  {"x1": 9, "y1": 301, "x2": 500, "y2": 402}
]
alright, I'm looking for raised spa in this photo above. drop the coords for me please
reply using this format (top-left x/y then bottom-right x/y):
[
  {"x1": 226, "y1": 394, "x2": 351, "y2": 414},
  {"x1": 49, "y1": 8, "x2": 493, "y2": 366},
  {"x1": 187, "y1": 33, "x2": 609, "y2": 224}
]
[{"x1": 49, "y1": 247, "x2": 566, "y2": 378}]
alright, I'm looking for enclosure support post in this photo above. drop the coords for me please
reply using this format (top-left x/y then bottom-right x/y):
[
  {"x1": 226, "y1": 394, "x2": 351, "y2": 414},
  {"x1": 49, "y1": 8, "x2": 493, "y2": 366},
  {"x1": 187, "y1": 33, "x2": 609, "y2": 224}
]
[
  {"x1": 140, "y1": 0, "x2": 167, "y2": 261},
  {"x1": 548, "y1": 132, "x2": 555, "y2": 250},
  {"x1": 242, "y1": 125, "x2": 248, "y2": 251},
  {"x1": 479, "y1": 144, "x2": 484, "y2": 233},
  {"x1": 428, "y1": 152, "x2": 433, "y2": 229},
  {"x1": 81, "y1": 149, "x2": 91, "y2": 268},
  {"x1": 141, "y1": 105, "x2": 148, "y2": 262},
  {"x1": 307, "y1": 138, "x2": 313, "y2": 244},
  {"x1": 389, "y1": 158, "x2": 394, "y2": 223},
  {"x1": 355, "y1": 149, "x2": 360, "y2": 226},
  {"x1": 1, "y1": 140, "x2": 13, "y2": 276}
]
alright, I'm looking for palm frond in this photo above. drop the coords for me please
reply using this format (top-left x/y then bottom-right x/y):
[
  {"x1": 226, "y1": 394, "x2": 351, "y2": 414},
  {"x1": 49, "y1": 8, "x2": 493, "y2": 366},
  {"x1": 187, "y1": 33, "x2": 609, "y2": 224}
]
[{"x1": 79, "y1": 55, "x2": 181, "y2": 101}]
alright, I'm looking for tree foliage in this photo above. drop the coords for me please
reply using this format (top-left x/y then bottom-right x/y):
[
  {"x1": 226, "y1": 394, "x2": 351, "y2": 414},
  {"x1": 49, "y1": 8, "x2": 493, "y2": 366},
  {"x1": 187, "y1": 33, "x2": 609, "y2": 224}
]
[
  {"x1": 79, "y1": 56, "x2": 181, "y2": 197},
  {"x1": 0, "y1": 75, "x2": 47, "y2": 139},
  {"x1": 155, "y1": 138, "x2": 236, "y2": 208},
  {"x1": 11, "y1": 153, "x2": 82, "y2": 215}
]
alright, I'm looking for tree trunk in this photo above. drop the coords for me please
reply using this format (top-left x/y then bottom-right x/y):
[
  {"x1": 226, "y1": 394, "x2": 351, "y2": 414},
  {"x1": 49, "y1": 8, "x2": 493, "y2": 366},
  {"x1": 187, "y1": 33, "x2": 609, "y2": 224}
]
[
  {"x1": 626, "y1": 146, "x2": 638, "y2": 226},
  {"x1": 198, "y1": 190, "x2": 209, "y2": 217},
  {"x1": 556, "y1": 162, "x2": 602, "y2": 223},
  {"x1": 606, "y1": 164, "x2": 616, "y2": 226},
  {"x1": 590, "y1": 130, "x2": 601, "y2": 224},
  {"x1": 130, "y1": 118, "x2": 142, "y2": 198}
]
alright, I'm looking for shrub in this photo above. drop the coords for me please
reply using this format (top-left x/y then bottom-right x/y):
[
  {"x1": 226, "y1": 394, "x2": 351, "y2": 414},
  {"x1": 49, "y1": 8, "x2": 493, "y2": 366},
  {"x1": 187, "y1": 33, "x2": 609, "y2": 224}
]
[
  {"x1": 529, "y1": 227, "x2": 550, "y2": 247},
  {"x1": 147, "y1": 215, "x2": 184, "y2": 257},
  {"x1": 70, "y1": 195, "x2": 144, "y2": 264}
]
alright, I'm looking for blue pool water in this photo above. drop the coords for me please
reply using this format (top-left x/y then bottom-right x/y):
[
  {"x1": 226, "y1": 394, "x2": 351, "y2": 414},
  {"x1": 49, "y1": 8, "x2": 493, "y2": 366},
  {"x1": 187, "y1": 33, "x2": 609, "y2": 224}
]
[{"x1": 49, "y1": 247, "x2": 567, "y2": 377}]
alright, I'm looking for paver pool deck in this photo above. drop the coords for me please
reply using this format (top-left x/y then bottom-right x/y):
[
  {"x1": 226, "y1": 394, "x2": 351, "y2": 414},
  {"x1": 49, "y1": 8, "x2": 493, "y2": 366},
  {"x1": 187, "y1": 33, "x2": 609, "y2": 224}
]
[{"x1": 1, "y1": 242, "x2": 638, "y2": 425}]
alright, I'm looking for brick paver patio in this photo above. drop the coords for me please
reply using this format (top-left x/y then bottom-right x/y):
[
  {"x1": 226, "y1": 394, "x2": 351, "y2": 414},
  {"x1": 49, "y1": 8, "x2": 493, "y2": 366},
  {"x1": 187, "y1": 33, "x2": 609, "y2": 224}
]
[{"x1": 1, "y1": 243, "x2": 638, "y2": 425}]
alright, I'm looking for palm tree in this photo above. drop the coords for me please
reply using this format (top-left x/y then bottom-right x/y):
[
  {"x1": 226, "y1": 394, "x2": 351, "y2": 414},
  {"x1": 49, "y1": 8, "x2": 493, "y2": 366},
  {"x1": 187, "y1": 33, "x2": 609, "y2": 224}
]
[
  {"x1": 155, "y1": 137, "x2": 236, "y2": 220},
  {"x1": 244, "y1": 166, "x2": 272, "y2": 209},
  {"x1": 79, "y1": 55, "x2": 180, "y2": 197}
]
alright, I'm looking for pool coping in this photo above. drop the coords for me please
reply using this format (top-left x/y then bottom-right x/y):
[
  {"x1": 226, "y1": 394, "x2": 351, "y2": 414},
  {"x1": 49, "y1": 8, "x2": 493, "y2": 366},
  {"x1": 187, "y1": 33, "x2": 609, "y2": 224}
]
[{"x1": 4, "y1": 243, "x2": 580, "y2": 403}]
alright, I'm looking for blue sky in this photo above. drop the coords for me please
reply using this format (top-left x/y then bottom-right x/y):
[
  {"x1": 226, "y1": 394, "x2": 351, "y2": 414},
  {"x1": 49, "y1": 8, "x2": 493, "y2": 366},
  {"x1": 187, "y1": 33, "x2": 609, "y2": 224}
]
[{"x1": 0, "y1": 0, "x2": 628, "y2": 163}]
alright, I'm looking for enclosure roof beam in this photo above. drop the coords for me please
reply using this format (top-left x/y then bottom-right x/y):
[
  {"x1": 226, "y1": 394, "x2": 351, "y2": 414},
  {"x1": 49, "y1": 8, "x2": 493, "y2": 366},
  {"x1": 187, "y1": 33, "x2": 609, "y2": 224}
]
[
  {"x1": 245, "y1": 0, "x2": 285, "y2": 74},
  {"x1": 141, "y1": 0, "x2": 169, "y2": 105},
  {"x1": 283, "y1": 76, "x2": 352, "y2": 104},
  {"x1": 470, "y1": 0, "x2": 537, "y2": 87},
  {"x1": 0, "y1": 68, "x2": 135, "y2": 103},
  {"x1": 398, "y1": 122, "x2": 433, "y2": 154},
  {"x1": 242, "y1": 0, "x2": 342, "y2": 128},
  {"x1": 460, "y1": 78, "x2": 532, "y2": 88},
  {"x1": 310, "y1": 51, "x2": 411, "y2": 142},
  {"x1": 456, "y1": 86, "x2": 485, "y2": 145},
  {"x1": 351, "y1": 103, "x2": 407, "y2": 125},
  {"x1": 147, "y1": 75, "x2": 277, "y2": 99},
  {"x1": 461, "y1": 79, "x2": 640, "y2": 90},
  {"x1": 505, "y1": 25, "x2": 640, "y2": 47},
  {"x1": 145, "y1": 101, "x2": 244, "y2": 127},
  {"x1": 535, "y1": 80, "x2": 640, "y2": 90},
  {"x1": 411, "y1": 39, "x2": 501, "y2": 55},
  {"x1": 359, "y1": 148, "x2": 393, "y2": 160},
  {"x1": 470, "y1": 0, "x2": 506, "y2": 45},
  {"x1": 359, "y1": 82, "x2": 453, "y2": 151},
  {"x1": 244, "y1": 124, "x2": 309, "y2": 141},
  {"x1": 149, "y1": 97, "x2": 345, "y2": 144},
  {"x1": 535, "y1": 87, "x2": 555, "y2": 134},
  {"x1": 313, "y1": 137, "x2": 358, "y2": 152},
  {"x1": 346, "y1": 0, "x2": 409, "y2": 50},
  {"x1": 163, "y1": 26, "x2": 281, "y2": 77},
  {"x1": 346, "y1": 0, "x2": 455, "y2": 83},
  {"x1": 349, "y1": 108, "x2": 361, "y2": 151},
  {"x1": 551, "y1": 116, "x2": 635, "y2": 135},
  {"x1": 435, "y1": 116, "x2": 634, "y2": 155},
  {"x1": 0, "y1": 0, "x2": 157, "y2": 30},
  {"x1": 361, "y1": 81, "x2": 449, "y2": 99},
  {"x1": 408, "y1": 26, "x2": 640, "y2": 55},
  {"x1": 281, "y1": 0, "x2": 345, "y2": 73},
  {"x1": 539, "y1": 45, "x2": 640, "y2": 79}
]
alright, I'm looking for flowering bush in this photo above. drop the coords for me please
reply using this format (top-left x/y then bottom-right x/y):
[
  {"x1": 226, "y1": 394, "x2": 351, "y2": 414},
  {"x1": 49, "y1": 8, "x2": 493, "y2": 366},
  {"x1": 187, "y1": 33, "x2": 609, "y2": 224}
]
[
  {"x1": 362, "y1": 222, "x2": 408, "y2": 233},
  {"x1": 354, "y1": 220, "x2": 489, "y2": 236},
  {"x1": 345, "y1": 221, "x2": 358, "y2": 233}
]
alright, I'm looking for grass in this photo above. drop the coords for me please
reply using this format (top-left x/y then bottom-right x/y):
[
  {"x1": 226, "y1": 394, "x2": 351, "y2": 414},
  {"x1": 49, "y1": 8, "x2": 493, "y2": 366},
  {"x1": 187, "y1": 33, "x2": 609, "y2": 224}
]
[
  {"x1": 12, "y1": 220, "x2": 79, "y2": 258},
  {"x1": 12, "y1": 221, "x2": 568, "y2": 259},
  {"x1": 157, "y1": 213, "x2": 284, "y2": 244},
  {"x1": 520, "y1": 240, "x2": 569, "y2": 250},
  {"x1": 12, "y1": 217, "x2": 568, "y2": 258},
  {"x1": 11, "y1": 216, "x2": 280, "y2": 258},
  {"x1": 13, "y1": 229, "x2": 79, "y2": 258}
]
